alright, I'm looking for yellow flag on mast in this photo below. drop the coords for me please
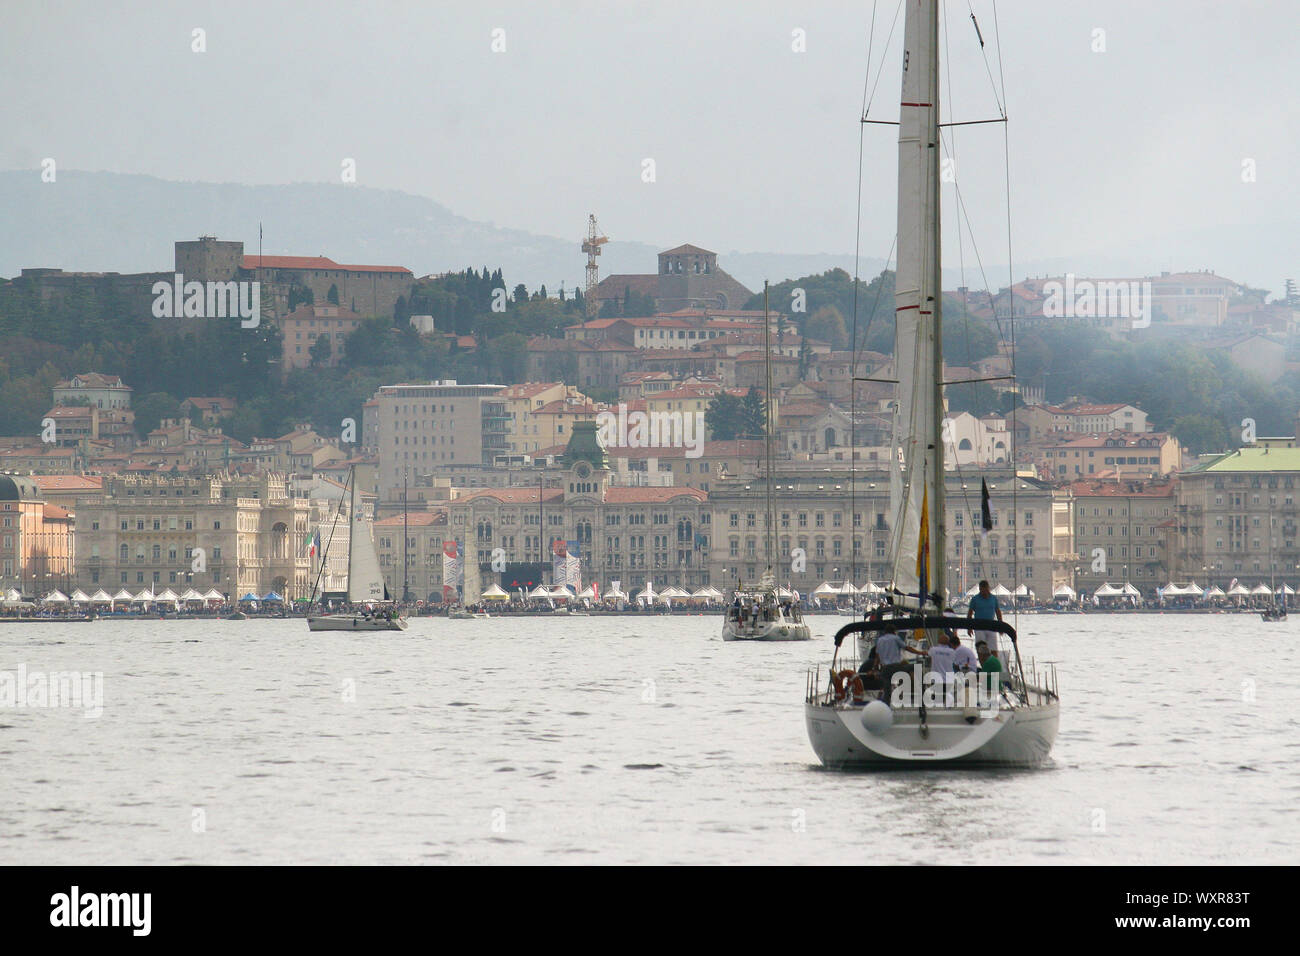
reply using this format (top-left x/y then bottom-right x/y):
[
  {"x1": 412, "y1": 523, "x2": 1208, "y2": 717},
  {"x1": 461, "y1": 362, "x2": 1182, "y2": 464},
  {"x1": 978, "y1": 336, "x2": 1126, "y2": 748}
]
[{"x1": 917, "y1": 487, "x2": 930, "y2": 603}]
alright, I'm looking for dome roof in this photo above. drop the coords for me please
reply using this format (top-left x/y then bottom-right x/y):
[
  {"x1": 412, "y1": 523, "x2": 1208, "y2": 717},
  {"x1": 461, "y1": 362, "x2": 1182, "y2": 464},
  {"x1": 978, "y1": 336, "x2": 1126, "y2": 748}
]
[{"x1": 0, "y1": 475, "x2": 40, "y2": 501}]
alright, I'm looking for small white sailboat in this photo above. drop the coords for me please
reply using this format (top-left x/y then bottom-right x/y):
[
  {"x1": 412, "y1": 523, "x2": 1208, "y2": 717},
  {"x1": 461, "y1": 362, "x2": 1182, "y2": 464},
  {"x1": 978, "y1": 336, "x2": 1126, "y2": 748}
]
[
  {"x1": 307, "y1": 468, "x2": 407, "y2": 632},
  {"x1": 804, "y1": 0, "x2": 1057, "y2": 766},
  {"x1": 721, "y1": 281, "x2": 811, "y2": 643}
]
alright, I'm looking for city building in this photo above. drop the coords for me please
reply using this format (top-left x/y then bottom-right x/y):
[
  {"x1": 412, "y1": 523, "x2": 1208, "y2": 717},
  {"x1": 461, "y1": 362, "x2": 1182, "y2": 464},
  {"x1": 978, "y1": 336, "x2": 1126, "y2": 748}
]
[
  {"x1": 1068, "y1": 478, "x2": 1176, "y2": 593},
  {"x1": 373, "y1": 380, "x2": 506, "y2": 504},
  {"x1": 52, "y1": 372, "x2": 133, "y2": 410},
  {"x1": 591, "y1": 245, "x2": 754, "y2": 313},
  {"x1": 1, "y1": 474, "x2": 74, "y2": 595},
  {"x1": 1172, "y1": 446, "x2": 1300, "y2": 590},
  {"x1": 279, "y1": 303, "x2": 366, "y2": 372},
  {"x1": 72, "y1": 473, "x2": 313, "y2": 599}
]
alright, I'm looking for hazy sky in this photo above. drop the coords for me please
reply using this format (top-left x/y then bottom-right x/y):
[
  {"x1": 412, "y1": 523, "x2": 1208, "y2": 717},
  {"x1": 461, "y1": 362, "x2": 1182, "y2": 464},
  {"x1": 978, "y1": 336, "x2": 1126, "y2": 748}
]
[{"x1": 4, "y1": 0, "x2": 1297, "y2": 293}]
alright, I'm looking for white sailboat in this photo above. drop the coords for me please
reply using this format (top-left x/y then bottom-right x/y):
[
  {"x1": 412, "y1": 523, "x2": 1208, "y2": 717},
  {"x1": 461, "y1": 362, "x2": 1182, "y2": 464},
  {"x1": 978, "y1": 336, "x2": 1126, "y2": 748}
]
[
  {"x1": 721, "y1": 283, "x2": 811, "y2": 642},
  {"x1": 804, "y1": 0, "x2": 1058, "y2": 766},
  {"x1": 307, "y1": 468, "x2": 407, "y2": 632}
]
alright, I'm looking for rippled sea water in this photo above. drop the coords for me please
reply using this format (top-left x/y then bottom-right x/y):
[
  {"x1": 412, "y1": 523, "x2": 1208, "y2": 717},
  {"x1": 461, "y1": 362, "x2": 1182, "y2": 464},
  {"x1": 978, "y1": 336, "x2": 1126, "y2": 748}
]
[{"x1": 1, "y1": 612, "x2": 1296, "y2": 865}]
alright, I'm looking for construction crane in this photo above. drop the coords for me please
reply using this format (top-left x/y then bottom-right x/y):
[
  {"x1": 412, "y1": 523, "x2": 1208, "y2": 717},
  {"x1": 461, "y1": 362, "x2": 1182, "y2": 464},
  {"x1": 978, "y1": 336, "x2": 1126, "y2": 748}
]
[{"x1": 581, "y1": 214, "x2": 608, "y2": 317}]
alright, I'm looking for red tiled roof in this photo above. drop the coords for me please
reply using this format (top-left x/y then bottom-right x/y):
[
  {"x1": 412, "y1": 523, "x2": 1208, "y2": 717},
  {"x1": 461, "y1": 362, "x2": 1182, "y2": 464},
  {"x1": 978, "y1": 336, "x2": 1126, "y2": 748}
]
[
  {"x1": 374, "y1": 511, "x2": 446, "y2": 527},
  {"x1": 603, "y1": 486, "x2": 708, "y2": 503},
  {"x1": 1067, "y1": 478, "x2": 1176, "y2": 497},
  {"x1": 242, "y1": 256, "x2": 411, "y2": 274},
  {"x1": 497, "y1": 382, "x2": 563, "y2": 399},
  {"x1": 660, "y1": 244, "x2": 715, "y2": 256},
  {"x1": 458, "y1": 488, "x2": 565, "y2": 505},
  {"x1": 33, "y1": 475, "x2": 103, "y2": 491}
]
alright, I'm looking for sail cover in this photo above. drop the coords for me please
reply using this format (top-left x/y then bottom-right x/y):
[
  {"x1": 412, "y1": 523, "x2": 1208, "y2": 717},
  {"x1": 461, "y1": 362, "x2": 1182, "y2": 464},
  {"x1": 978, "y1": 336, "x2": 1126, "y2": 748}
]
[{"x1": 887, "y1": 0, "x2": 944, "y2": 605}]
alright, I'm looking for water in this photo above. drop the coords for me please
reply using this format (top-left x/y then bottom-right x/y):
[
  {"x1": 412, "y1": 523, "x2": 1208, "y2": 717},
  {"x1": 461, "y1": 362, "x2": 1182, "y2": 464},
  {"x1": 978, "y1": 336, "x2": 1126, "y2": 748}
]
[{"x1": 2, "y1": 613, "x2": 1296, "y2": 864}]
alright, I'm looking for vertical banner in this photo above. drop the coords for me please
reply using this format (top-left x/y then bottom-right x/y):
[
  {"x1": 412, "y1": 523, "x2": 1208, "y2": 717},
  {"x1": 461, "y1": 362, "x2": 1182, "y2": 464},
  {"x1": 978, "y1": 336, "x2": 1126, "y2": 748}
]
[{"x1": 442, "y1": 539, "x2": 463, "y2": 601}]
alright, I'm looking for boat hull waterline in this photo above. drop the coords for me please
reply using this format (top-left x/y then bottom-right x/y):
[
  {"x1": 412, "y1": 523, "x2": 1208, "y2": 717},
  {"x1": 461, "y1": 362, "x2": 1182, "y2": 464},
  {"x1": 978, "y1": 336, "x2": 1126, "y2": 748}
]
[
  {"x1": 722, "y1": 620, "x2": 812, "y2": 642},
  {"x1": 804, "y1": 698, "x2": 1058, "y2": 768},
  {"x1": 307, "y1": 614, "x2": 407, "y2": 631}
]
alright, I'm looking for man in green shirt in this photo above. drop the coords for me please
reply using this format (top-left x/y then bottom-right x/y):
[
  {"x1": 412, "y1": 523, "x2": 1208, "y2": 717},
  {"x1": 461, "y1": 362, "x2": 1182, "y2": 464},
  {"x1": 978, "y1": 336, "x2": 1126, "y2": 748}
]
[
  {"x1": 975, "y1": 640, "x2": 1002, "y2": 673},
  {"x1": 975, "y1": 640, "x2": 1003, "y2": 710}
]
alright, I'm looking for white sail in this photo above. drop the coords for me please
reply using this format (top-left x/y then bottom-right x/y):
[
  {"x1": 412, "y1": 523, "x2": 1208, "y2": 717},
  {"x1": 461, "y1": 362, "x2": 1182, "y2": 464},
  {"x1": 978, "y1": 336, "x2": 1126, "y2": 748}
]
[
  {"x1": 347, "y1": 509, "x2": 387, "y2": 604},
  {"x1": 887, "y1": 0, "x2": 944, "y2": 606}
]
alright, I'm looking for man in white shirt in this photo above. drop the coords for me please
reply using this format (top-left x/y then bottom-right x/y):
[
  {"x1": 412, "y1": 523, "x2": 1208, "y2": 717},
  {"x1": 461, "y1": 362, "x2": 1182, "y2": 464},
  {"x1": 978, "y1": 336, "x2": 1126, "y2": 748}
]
[
  {"x1": 950, "y1": 633, "x2": 979, "y2": 672},
  {"x1": 925, "y1": 632, "x2": 956, "y2": 675}
]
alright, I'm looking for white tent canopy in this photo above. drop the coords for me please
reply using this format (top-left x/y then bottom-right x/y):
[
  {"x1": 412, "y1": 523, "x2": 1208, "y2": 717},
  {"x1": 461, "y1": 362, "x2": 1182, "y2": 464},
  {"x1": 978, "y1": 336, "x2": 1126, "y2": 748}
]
[
  {"x1": 1013, "y1": 584, "x2": 1033, "y2": 597},
  {"x1": 1228, "y1": 583, "x2": 1251, "y2": 596},
  {"x1": 860, "y1": 581, "x2": 885, "y2": 595},
  {"x1": 43, "y1": 589, "x2": 69, "y2": 603},
  {"x1": 1250, "y1": 583, "x2": 1272, "y2": 596},
  {"x1": 155, "y1": 588, "x2": 180, "y2": 604},
  {"x1": 660, "y1": 586, "x2": 690, "y2": 598},
  {"x1": 991, "y1": 584, "x2": 1013, "y2": 597},
  {"x1": 812, "y1": 581, "x2": 839, "y2": 597},
  {"x1": 69, "y1": 588, "x2": 91, "y2": 603},
  {"x1": 1052, "y1": 585, "x2": 1077, "y2": 599},
  {"x1": 527, "y1": 586, "x2": 553, "y2": 600},
  {"x1": 90, "y1": 589, "x2": 113, "y2": 603},
  {"x1": 133, "y1": 589, "x2": 155, "y2": 603},
  {"x1": 113, "y1": 588, "x2": 134, "y2": 602},
  {"x1": 1206, "y1": 585, "x2": 1226, "y2": 597},
  {"x1": 1161, "y1": 583, "x2": 1185, "y2": 597},
  {"x1": 1183, "y1": 582, "x2": 1204, "y2": 596},
  {"x1": 1280, "y1": 584, "x2": 1296, "y2": 595},
  {"x1": 481, "y1": 584, "x2": 509, "y2": 599},
  {"x1": 180, "y1": 588, "x2": 204, "y2": 602},
  {"x1": 1120, "y1": 583, "x2": 1141, "y2": 596},
  {"x1": 1094, "y1": 583, "x2": 1123, "y2": 597},
  {"x1": 204, "y1": 588, "x2": 226, "y2": 602}
]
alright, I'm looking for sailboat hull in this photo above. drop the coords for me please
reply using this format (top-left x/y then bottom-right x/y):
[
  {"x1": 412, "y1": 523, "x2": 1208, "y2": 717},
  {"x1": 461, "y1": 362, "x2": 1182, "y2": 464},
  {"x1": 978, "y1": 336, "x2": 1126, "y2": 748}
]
[
  {"x1": 722, "y1": 620, "x2": 812, "y2": 642},
  {"x1": 804, "y1": 697, "x2": 1058, "y2": 768},
  {"x1": 307, "y1": 614, "x2": 407, "y2": 632}
]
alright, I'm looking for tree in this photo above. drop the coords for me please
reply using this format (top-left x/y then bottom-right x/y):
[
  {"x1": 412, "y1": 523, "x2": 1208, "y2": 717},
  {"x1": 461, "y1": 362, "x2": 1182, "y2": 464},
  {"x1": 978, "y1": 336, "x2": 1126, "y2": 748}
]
[
  {"x1": 705, "y1": 392, "x2": 743, "y2": 441},
  {"x1": 288, "y1": 285, "x2": 314, "y2": 311},
  {"x1": 309, "y1": 334, "x2": 333, "y2": 368},
  {"x1": 327, "y1": 283, "x2": 340, "y2": 305},
  {"x1": 491, "y1": 333, "x2": 530, "y2": 384},
  {"x1": 805, "y1": 305, "x2": 848, "y2": 349},
  {"x1": 1172, "y1": 414, "x2": 1230, "y2": 456},
  {"x1": 133, "y1": 392, "x2": 181, "y2": 438},
  {"x1": 739, "y1": 388, "x2": 768, "y2": 440}
]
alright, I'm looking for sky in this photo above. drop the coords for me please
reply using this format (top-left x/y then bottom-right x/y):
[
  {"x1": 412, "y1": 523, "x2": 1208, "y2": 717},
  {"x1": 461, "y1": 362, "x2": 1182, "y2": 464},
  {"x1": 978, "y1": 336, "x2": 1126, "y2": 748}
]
[{"x1": 3, "y1": 0, "x2": 1297, "y2": 294}]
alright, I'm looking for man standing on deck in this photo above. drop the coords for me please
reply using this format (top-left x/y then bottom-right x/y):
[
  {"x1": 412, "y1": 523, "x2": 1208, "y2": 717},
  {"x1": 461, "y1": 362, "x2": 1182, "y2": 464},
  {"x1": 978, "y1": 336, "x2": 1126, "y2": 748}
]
[{"x1": 967, "y1": 579, "x2": 1003, "y2": 656}]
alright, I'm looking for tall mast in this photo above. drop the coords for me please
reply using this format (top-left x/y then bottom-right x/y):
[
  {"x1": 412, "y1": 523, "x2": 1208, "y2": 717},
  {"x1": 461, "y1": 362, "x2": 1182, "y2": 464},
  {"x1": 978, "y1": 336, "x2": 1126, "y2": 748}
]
[
  {"x1": 889, "y1": 0, "x2": 944, "y2": 607},
  {"x1": 402, "y1": 475, "x2": 410, "y2": 603},
  {"x1": 764, "y1": 280, "x2": 775, "y2": 575}
]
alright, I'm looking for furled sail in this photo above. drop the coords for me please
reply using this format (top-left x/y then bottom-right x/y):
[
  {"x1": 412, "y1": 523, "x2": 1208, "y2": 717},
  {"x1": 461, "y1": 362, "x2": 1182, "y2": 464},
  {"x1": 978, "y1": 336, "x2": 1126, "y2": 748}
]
[{"x1": 887, "y1": 0, "x2": 945, "y2": 606}]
